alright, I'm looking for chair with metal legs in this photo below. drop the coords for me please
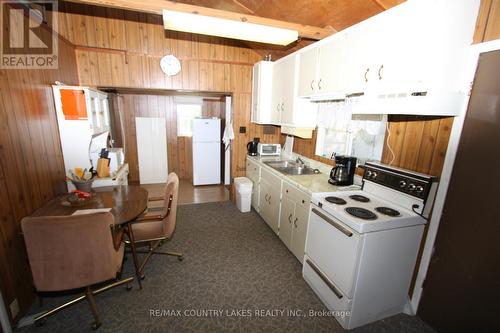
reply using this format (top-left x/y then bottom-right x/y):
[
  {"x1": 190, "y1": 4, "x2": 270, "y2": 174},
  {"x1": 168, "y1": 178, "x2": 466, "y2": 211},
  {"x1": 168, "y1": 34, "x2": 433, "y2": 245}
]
[
  {"x1": 130, "y1": 172, "x2": 183, "y2": 277},
  {"x1": 21, "y1": 212, "x2": 132, "y2": 330}
]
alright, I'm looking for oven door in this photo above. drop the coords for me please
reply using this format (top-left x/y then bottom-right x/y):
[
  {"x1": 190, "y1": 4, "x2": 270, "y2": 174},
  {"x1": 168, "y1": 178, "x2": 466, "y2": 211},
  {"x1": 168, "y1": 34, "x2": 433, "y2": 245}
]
[{"x1": 306, "y1": 206, "x2": 363, "y2": 298}]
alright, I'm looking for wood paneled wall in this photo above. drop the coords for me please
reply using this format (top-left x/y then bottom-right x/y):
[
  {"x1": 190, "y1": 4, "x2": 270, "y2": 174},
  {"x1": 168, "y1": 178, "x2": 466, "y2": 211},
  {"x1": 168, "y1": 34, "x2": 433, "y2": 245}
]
[
  {"x1": 473, "y1": 0, "x2": 500, "y2": 43},
  {"x1": 381, "y1": 116, "x2": 453, "y2": 176},
  {"x1": 0, "y1": 38, "x2": 78, "y2": 321},
  {"x1": 54, "y1": 1, "x2": 281, "y2": 181},
  {"x1": 282, "y1": 116, "x2": 454, "y2": 177},
  {"x1": 111, "y1": 94, "x2": 226, "y2": 183}
]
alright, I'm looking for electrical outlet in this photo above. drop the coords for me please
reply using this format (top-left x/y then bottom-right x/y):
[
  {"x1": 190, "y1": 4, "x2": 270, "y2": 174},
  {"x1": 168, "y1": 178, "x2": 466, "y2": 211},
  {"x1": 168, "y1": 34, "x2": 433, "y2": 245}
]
[{"x1": 10, "y1": 298, "x2": 19, "y2": 318}]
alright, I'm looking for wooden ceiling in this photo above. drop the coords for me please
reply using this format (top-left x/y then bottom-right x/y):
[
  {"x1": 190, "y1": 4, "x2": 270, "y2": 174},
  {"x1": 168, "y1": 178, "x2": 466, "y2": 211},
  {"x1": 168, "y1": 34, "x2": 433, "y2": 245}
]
[
  {"x1": 171, "y1": 0, "x2": 405, "y2": 59},
  {"x1": 64, "y1": 0, "x2": 404, "y2": 59}
]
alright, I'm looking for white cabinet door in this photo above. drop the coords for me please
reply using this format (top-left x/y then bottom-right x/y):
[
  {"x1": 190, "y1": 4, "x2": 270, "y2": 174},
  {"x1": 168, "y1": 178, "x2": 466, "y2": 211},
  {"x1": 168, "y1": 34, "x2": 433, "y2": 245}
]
[
  {"x1": 251, "y1": 182, "x2": 260, "y2": 212},
  {"x1": 246, "y1": 158, "x2": 260, "y2": 211},
  {"x1": 135, "y1": 117, "x2": 168, "y2": 184},
  {"x1": 298, "y1": 47, "x2": 318, "y2": 97},
  {"x1": 271, "y1": 63, "x2": 283, "y2": 124},
  {"x1": 259, "y1": 178, "x2": 280, "y2": 234},
  {"x1": 279, "y1": 56, "x2": 297, "y2": 125},
  {"x1": 279, "y1": 196, "x2": 295, "y2": 250},
  {"x1": 317, "y1": 35, "x2": 346, "y2": 96},
  {"x1": 291, "y1": 205, "x2": 309, "y2": 263},
  {"x1": 267, "y1": 185, "x2": 281, "y2": 234},
  {"x1": 251, "y1": 63, "x2": 261, "y2": 123},
  {"x1": 251, "y1": 61, "x2": 273, "y2": 124},
  {"x1": 342, "y1": 24, "x2": 379, "y2": 96}
]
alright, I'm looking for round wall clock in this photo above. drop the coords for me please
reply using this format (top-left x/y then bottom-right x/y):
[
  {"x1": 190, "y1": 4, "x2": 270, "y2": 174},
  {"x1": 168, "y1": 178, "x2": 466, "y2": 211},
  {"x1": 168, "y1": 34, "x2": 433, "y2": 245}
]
[{"x1": 160, "y1": 55, "x2": 181, "y2": 76}]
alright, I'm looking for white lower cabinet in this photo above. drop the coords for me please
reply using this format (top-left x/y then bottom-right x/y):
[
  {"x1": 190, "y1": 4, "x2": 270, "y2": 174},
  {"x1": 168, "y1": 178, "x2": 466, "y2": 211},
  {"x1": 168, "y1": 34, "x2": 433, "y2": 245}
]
[
  {"x1": 246, "y1": 157, "x2": 311, "y2": 263},
  {"x1": 258, "y1": 178, "x2": 281, "y2": 234},
  {"x1": 246, "y1": 158, "x2": 261, "y2": 212},
  {"x1": 279, "y1": 181, "x2": 311, "y2": 263},
  {"x1": 279, "y1": 196, "x2": 294, "y2": 248}
]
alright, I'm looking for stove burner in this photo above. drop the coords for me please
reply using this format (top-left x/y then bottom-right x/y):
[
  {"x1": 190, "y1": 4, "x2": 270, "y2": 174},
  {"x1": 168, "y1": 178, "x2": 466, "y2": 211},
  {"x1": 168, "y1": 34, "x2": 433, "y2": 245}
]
[
  {"x1": 325, "y1": 196, "x2": 347, "y2": 205},
  {"x1": 375, "y1": 207, "x2": 401, "y2": 217},
  {"x1": 345, "y1": 207, "x2": 377, "y2": 220},
  {"x1": 349, "y1": 195, "x2": 370, "y2": 203}
]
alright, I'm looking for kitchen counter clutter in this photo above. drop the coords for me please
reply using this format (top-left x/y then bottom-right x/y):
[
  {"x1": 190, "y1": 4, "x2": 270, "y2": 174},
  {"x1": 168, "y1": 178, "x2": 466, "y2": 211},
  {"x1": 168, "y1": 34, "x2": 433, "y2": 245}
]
[{"x1": 246, "y1": 153, "x2": 360, "y2": 263}]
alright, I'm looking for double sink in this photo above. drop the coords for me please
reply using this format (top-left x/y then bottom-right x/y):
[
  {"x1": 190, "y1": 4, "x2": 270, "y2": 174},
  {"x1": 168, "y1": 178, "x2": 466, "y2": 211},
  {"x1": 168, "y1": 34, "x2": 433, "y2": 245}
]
[{"x1": 264, "y1": 160, "x2": 321, "y2": 176}]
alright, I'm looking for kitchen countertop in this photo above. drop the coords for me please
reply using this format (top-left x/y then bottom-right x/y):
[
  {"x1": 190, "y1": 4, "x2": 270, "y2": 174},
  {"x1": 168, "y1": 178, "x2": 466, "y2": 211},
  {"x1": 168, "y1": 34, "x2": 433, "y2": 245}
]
[{"x1": 247, "y1": 154, "x2": 361, "y2": 195}]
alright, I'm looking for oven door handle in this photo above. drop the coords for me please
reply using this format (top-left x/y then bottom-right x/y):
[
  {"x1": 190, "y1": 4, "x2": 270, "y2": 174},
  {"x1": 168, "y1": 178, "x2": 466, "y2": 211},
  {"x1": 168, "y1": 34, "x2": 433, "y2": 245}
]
[
  {"x1": 306, "y1": 259, "x2": 343, "y2": 299},
  {"x1": 311, "y1": 208, "x2": 353, "y2": 237}
]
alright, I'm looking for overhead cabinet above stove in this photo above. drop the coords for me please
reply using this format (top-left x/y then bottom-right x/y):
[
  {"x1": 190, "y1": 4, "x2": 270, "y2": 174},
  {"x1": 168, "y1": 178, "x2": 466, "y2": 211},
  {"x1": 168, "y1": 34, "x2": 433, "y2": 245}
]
[{"x1": 296, "y1": 0, "x2": 480, "y2": 116}]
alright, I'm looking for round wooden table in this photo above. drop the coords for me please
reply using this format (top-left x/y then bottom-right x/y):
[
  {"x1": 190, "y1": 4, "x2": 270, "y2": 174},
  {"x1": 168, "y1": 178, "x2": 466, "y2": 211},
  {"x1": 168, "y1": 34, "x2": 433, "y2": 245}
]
[
  {"x1": 31, "y1": 185, "x2": 149, "y2": 288},
  {"x1": 32, "y1": 185, "x2": 148, "y2": 224}
]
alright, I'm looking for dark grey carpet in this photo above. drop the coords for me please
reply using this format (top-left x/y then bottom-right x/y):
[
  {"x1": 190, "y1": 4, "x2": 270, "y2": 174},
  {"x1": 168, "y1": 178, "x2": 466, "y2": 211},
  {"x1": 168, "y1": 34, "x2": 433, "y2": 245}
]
[{"x1": 16, "y1": 201, "x2": 435, "y2": 333}]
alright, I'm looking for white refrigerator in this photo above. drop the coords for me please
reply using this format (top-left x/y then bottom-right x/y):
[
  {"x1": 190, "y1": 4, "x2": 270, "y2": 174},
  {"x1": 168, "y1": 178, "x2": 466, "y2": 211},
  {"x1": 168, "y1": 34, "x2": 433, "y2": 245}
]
[{"x1": 192, "y1": 118, "x2": 221, "y2": 185}]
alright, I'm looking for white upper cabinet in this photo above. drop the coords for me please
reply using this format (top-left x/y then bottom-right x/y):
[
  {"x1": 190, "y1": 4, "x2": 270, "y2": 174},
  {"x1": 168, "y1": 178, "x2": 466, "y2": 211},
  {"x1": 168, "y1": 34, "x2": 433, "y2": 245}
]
[
  {"x1": 297, "y1": 47, "x2": 318, "y2": 97},
  {"x1": 252, "y1": 54, "x2": 318, "y2": 132},
  {"x1": 298, "y1": 34, "x2": 346, "y2": 99},
  {"x1": 251, "y1": 61, "x2": 273, "y2": 124},
  {"x1": 295, "y1": 0, "x2": 480, "y2": 116}
]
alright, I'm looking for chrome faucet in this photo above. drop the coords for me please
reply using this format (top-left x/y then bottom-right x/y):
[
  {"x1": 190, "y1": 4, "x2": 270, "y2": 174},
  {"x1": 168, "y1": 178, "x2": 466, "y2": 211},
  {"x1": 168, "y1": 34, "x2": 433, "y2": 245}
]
[{"x1": 296, "y1": 157, "x2": 306, "y2": 166}]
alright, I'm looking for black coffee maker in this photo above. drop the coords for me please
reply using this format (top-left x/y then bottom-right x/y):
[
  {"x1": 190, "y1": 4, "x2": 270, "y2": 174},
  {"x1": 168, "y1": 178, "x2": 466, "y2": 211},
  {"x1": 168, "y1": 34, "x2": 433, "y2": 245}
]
[
  {"x1": 329, "y1": 155, "x2": 357, "y2": 186},
  {"x1": 247, "y1": 137, "x2": 259, "y2": 156}
]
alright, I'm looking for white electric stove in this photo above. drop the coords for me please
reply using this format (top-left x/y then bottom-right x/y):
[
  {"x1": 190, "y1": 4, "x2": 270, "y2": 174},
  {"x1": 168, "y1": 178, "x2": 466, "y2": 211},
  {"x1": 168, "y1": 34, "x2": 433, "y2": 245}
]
[{"x1": 303, "y1": 162, "x2": 438, "y2": 329}]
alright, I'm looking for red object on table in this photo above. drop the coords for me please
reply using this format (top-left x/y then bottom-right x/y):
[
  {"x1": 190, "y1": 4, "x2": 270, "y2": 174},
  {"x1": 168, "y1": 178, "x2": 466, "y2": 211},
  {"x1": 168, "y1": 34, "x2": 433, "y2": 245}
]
[{"x1": 73, "y1": 190, "x2": 91, "y2": 199}]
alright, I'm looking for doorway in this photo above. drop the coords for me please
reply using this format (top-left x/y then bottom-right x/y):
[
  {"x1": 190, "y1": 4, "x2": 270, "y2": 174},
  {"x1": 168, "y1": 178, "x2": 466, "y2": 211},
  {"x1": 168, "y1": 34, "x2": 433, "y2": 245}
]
[{"x1": 105, "y1": 88, "x2": 230, "y2": 203}]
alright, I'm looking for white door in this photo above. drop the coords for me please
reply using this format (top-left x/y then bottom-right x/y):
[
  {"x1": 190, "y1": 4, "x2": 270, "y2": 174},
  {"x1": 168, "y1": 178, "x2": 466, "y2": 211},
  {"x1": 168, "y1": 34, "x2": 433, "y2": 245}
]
[{"x1": 135, "y1": 117, "x2": 168, "y2": 184}]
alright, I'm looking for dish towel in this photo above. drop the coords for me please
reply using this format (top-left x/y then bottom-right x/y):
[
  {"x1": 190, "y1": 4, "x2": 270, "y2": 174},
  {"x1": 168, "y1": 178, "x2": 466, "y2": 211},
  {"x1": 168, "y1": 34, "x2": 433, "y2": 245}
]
[{"x1": 223, "y1": 123, "x2": 235, "y2": 150}]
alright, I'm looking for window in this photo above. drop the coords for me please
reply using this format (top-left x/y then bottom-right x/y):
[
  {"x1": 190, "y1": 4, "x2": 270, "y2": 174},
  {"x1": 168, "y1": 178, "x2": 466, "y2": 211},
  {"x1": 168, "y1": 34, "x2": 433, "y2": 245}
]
[
  {"x1": 176, "y1": 103, "x2": 202, "y2": 137},
  {"x1": 315, "y1": 101, "x2": 387, "y2": 164}
]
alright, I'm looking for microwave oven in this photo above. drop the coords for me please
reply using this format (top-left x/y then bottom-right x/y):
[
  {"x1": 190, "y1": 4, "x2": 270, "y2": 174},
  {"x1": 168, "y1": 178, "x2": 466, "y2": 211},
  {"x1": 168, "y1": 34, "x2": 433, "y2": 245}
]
[{"x1": 257, "y1": 143, "x2": 281, "y2": 156}]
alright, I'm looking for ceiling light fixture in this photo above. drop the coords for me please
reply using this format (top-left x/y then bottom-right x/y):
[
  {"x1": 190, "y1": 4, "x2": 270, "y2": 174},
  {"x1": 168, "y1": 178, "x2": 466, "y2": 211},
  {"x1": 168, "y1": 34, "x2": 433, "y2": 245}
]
[{"x1": 162, "y1": 10, "x2": 299, "y2": 46}]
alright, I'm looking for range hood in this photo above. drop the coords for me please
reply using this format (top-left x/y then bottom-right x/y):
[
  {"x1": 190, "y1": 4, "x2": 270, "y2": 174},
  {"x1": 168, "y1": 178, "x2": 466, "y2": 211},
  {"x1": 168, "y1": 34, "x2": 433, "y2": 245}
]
[
  {"x1": 309, "y1": 90, "x2": 467, "y2": 116},
  {"x1": 350, "y1": 90, "x2": 467, "y2": 116}
]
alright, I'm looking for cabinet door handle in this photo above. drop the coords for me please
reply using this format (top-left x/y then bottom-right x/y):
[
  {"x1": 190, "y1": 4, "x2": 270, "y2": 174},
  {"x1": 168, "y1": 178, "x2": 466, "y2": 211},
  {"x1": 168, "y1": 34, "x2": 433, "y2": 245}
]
[
  {"x1": 312, "y1": 208, "x2": 353, "y2": 237},
  {"x1": 268, "y1": 195, "x2": 271, "y2": 204},
  {"x1": 378, "y1": 65, "x2": 384, "y2": 80},
  {"x1": 306, "y1": 259, "x2": 343, "y2": 299},
  {"x1": 276, "y1": 104, "x2": 280, "y2": 112},
  {"x1": 310, "y1": 80, "x2": 315, "y2": 90},
  {"x1": 302, "y1": 199, "x2": 305, "y2": 204},
  {"x1": 288, "y1": 213, "x2": 293, "y2": 224},
  {"x1": 364, "y1": 67, "x2": 370, "y2": 82},
  {"x1": 286, "y1": 189, "x2": 289, "y2": 193},
  {"x1": 318, "y1": 78, "x2": 322, "y2": 90},
  {"x1": 281, "y1": 103, "x2": 284, "y2": 112},
  {"x1": 265, "y1": 193, "x2": 269, "y2": 202},
  {"x1": 346, "y1": 92, "x2": 365, "y2": 98},
  {"x1": 294, "y1": 217, "x2": 298, "y2": 228}
]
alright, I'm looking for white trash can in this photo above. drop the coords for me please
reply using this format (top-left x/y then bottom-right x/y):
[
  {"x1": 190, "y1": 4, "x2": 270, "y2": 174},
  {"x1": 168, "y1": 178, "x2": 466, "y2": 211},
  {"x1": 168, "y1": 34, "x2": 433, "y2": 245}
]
[{"x1": 234, "y1": 177, "x2": 253, "y2": 213}]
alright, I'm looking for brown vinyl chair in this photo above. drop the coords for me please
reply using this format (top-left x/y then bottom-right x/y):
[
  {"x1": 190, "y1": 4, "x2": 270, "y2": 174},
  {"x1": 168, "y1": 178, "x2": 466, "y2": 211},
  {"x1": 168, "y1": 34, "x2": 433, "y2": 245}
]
[
  {"x1": 130, "y1": 172, "x2": 183, "y2": 277},
  {"x1": 21, "y1": 212, "x2": 132, "y2": 330}
]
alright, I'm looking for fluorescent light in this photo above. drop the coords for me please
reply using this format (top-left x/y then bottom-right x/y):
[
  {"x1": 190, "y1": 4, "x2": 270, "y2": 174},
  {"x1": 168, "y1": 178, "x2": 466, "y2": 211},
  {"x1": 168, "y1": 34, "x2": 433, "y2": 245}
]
[{"x1": 163, "y1": 10, "x2": 298, "y2": 46}]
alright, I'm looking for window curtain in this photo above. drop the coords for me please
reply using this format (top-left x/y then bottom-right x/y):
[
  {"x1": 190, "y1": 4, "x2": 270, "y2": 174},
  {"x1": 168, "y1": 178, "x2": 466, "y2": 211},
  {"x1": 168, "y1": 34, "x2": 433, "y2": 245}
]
[{"x1": 315, "y1": 98, "x2": 387, "y2": 162}]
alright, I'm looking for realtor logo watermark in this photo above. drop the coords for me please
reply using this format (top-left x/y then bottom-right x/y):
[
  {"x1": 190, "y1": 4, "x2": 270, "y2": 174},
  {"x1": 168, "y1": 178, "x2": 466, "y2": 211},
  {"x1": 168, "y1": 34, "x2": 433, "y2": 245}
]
[{"x1": 1, "y1": 0, "x2": 58, "y2": 69}]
